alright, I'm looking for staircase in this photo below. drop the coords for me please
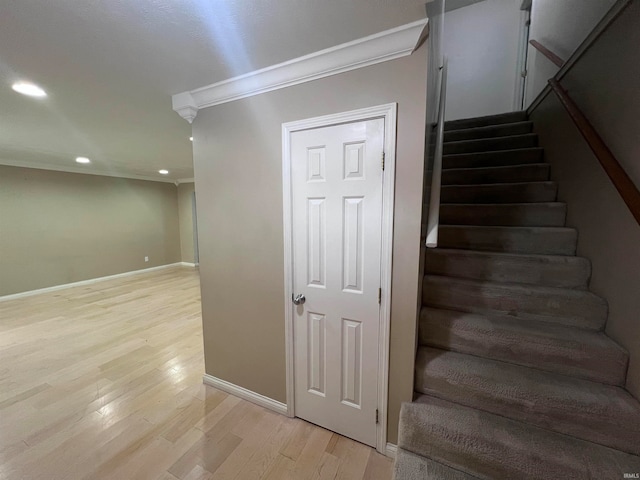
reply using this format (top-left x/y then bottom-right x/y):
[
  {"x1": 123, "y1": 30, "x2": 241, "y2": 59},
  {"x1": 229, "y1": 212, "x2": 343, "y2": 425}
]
[{"x1": 395, "y1": 112, "x2": 640, "y2": 479}]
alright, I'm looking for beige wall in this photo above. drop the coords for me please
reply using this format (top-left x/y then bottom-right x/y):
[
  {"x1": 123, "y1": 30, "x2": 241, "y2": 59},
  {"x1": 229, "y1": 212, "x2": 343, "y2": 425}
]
[
  {"x1": 525, "y1": 0, "x2": 616, "y2": 106},
  {"x1": 177, "y1": 182, "x2": 196, "y2": 264},
  {"x1": 529, "y1": 1, "x2": 640, "y2": 399},
  {"x1": 0, "y1": 165, "x2": 181, "y2": 296},
  {"x1": 192, "y1": 49, "x2": 428, "y2": 444},
  {"x1": 444, "y1": 0, "x2": 523, "y2": 120}
]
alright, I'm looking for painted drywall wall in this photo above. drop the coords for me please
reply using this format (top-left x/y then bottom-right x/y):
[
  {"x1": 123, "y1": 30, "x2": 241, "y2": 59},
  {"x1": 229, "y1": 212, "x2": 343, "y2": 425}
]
[
  {"x1": 177, "y1": 182, "x2": 195, "y2": 264},
  {"x1": 192, "y1": 48, "x2": 427, "y2": 444},
  {"x1": 559, "y1": 1, "x2": 640, "y2": 191},
  {"x1": 524, "y1": 0, "x2": 616, "y2": 107},
  {"x1": 426, "y1": 0, "x2": 445, "y2": 127},
  {"x1": 0, "y1": 165, "x2": 181, "y2": 296},
  {"x1": 443, "y1": 0, "x2": 522, "y2": 120},
  {"x1": 530, "y1": 1, "x2": 640, "y2": 399}
]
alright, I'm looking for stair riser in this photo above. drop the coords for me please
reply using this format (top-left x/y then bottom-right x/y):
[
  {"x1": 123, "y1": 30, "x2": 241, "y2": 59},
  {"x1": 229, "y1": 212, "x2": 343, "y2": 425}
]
[
  {"x1": 422, "y1": 278, "x2": 607, "y2": 330},
  {"x1": 444, "y1": 122, "x2": 533, "y2": 142},
  {"x1": 394, "y1": 449, "x2": 479, "y2": 480},
  {"x1": 443, "y1": 148, "x2": 543, "y2": 169},
  {"x1": 399, "y1": 399, "x2": 640, "y2": 479},
  {"x1": 418, "y1": 309, "x2": 626, "y2": 384},
  {"x1": 440, "y1": 204, "x2": 566, "y2": 227},
  {"x1": 441, "y1": 182, "x2": 557, "y2": 204},
  {"x1": 444, "y1": 111, "x2": 528, "y2": 131},
  {"x1": 438, "y1": 226, "x2": 577, "y2": 255},
  {"x1": 425, "y1": 250, "x2": 589, "y2": 288},
  {"x1": 444, "y1": 135, "x2": 538, "y2": 155},
  {"x1": 414, "y1": 349, "x2": 639, "y2": 456},
  {"x1": 442, "y1": 165, "x2": 550, "y2": 185}
]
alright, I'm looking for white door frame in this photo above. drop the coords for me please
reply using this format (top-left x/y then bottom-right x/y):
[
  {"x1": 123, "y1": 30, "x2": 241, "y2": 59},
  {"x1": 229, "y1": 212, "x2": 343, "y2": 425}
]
[{"x1": 281, "y1": 103, "x2": 397, "y2": 454}]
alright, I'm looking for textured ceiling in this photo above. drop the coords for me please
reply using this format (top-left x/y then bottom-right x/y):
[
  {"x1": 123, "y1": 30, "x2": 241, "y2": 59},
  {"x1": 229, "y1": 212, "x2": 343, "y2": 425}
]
[{"x1": 0, "y1": 0, "x2": 427, "y2": 181}]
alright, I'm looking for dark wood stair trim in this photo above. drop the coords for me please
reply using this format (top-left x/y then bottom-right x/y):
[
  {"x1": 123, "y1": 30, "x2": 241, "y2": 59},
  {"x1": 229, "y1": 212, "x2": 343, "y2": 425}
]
[
  {"x1": 529, "y1": 39, "x2": 565, "y2": 67},
  {"x1": 549, "y1": 79, "x2": 640, "y2": 226}
]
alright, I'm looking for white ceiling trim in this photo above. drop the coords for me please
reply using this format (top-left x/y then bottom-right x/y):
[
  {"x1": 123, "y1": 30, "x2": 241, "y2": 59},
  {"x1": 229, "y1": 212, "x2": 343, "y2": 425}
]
[
  {"x1": 172, "y1": 18, "x2": 428, "y2": 123},
  {"x1": 176, "y1": 177, "x2": 195, "y2": 185},
  {"x1": 0, "y1": 159, "x2": 177, "y2": 184}
]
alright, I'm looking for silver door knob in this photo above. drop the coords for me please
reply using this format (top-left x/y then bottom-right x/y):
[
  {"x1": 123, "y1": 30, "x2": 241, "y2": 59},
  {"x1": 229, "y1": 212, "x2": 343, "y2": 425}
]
[{"x1": 292, "y1": 294, "x2": 306, "y2": 305}]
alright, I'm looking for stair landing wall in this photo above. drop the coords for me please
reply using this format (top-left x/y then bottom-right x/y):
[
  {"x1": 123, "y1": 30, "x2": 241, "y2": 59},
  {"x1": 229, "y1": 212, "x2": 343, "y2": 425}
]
[{"x1": 530, "y1": 93, "x2": 640, "y2": 400}]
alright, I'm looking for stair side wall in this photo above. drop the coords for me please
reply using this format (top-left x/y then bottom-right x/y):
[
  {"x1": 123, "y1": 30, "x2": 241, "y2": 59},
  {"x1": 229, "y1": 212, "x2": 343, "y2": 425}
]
[{"x1": 530, "y1": 43, "x2": 640, "y2": 400}]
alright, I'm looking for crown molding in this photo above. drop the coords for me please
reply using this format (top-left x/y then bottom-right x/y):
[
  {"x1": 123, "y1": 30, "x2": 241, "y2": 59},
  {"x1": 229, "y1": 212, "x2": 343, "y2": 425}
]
[
  {"x1": 172, "y1": 18, "x2": 428, "y2": 123},
  {"x1": 0, "y1": 159, "x2": 179, "y2": 184},
  {"x1": 176, "y1": 177, "x2": 195, "y2": 185}
]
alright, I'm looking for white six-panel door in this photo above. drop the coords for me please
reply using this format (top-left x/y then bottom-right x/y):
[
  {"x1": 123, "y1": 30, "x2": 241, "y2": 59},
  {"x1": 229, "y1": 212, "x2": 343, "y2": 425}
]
[{"x1": 291, "y1": 118, "x2": 384, "y2": 447}]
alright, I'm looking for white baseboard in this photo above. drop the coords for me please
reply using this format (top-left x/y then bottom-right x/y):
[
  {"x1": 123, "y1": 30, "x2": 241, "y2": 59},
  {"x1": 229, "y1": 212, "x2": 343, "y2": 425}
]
[
  {"x1": 0, "y1": 262, "x2": 187, "y2": 302},
  {"x1": 385, "y1": 443, "x2": 398, "y2": 458},
  {"x1": 180, "y1": 262, "x2": 197, "y2": 267},
  {"x1": 202, "y1": 374, "x2": 288, "y2": 416}
]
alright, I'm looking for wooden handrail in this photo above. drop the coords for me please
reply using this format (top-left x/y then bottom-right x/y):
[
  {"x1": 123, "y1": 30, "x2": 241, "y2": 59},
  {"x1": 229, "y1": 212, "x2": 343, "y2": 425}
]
[
  {"x1": 549, "y1": 79, "x2": 640, "y2": 226},
  {"x1": 530, "y1": 40, "x2": 565, "y2": 67}
]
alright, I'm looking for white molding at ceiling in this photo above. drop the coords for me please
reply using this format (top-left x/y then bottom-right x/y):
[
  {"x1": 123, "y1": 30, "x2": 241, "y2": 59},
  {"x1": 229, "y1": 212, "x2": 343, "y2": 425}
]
[
  {"x1": 0, "y1": 158, "x2": 178, "y2": 184},
  {"x1": 176, "y1": 177, "x2": 195, "y2": 185},
  {"x1": 172, "y1": 18, "x2": 428, "y2": 123}
]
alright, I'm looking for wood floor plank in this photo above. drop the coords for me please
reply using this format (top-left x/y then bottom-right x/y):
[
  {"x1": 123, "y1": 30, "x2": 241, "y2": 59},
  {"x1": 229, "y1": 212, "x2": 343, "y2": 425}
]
[
  {"x1": 363, "y1": 450, "x2": 395, "y2": 479},
  {"x1": 0, "y1": 267, "x2": 392, "y2": 479}
]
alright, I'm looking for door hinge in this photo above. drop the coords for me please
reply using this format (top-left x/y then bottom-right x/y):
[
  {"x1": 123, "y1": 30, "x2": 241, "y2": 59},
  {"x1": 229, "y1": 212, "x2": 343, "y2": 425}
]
[
  {"x1": 378, "y1": 287, "x2": 382, "y2": 305},
  {"x1": 376, "y1": 409, "x2": 379, "y2": 424},
  {"x1": 382, "y1": 152, "x2": 385, "y2": 171}
]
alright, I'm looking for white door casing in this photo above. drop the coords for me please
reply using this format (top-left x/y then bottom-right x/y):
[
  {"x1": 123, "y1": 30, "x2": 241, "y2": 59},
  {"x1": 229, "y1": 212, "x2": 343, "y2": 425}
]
[{"x1": 282, "y1": 104, "x2": 397, "y2": 453}]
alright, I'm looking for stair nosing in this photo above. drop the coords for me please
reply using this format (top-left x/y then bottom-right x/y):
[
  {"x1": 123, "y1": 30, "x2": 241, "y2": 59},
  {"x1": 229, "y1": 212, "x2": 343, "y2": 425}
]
[
  {"x1": 443, "y1": 147, "x2": 544, "y2": 158},
  {"x1": 426, "y1": 247, "x2": 589, "y2": 262},
  {"x1": 410, "y1": 392, "x2": 640, "y2": 461},
  {"x1": 414, "y1": 347, "x2": 638, "y2": 455},
  {"x1": 419, "y1": 306, "x2": 627, "y2": 355},
  {"x1": 440, "y1": 224, "x2": 576, "y2": 232},
  {"x1": 443, "y1": 133, "x2": 538, "y2": 146},
  {"x1": 415, "y1": 344, "x2": 627, "y2": 392},
  {"x1": 423, "y1": 273, "x2": 604, "y2": 300},
  {"x1": 444, "y1": 111, "x2": 528, "y2": 130},
  {"x1": 439, "y1": 201, "x2": 566, "y2": 207},
  {"x1": 443, "y1": 120, "x2": 533, "y2": 134},
  {"x1": 441, "y1": 180, "x2": 556, "y2": 188},
  {"x1": 442, "y1": 163, "x2": 549, "y2": 173}
]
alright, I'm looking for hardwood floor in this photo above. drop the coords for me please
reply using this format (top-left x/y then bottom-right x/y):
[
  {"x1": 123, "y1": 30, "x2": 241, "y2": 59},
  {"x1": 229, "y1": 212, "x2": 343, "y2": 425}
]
[{"x1": 0, "y1": 266, "x2": 393, "y2": 480}]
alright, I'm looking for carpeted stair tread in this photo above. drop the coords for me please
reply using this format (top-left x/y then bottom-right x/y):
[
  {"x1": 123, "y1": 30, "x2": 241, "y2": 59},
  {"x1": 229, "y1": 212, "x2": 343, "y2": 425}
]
[
  {"x1": 441, "y1": 181, "x2": 558, "y2": 204},
  {"x1": 443, "y1": 134, "x2": 538, "y2": 155},
  {"x1": 394, "y1": 448, "x2": 480, "y2": 480},
  {"x1": 418, "y1": 307, "x2": 627, "y2": 384},
  {"x1": 443, "y1": 148, "x2": 544, "y2": 169},
  {"x1": 444, "y1": 111, "x2": 528, "y2": 131},
  {"x1": 425, "y1": 248, "x2": 590, "y2": 288},
  {"x1": 397, "y1": 111, "x2": 639, "y2": 479},
  {"x1": 422, "y1": 275, "x2": 607, "y2": 330},
  {"x1": 398, "y1": 397, "x2": 640, "y2": 479},
  {"x1": 439, "y1": 202, "x2": 566, "y2": 227},
  {"x1": 443, "y1": 121, "x2": 533, "y2": 142},
  {"x1": 414, "y1": 347, "x2": 640, "y2": 456},
  {"x1": 438, "y1": 225, "x2": 577, "y2": 255},
  {"x1": 442, "y1": 164, "x2": 550, "y2": 185}
]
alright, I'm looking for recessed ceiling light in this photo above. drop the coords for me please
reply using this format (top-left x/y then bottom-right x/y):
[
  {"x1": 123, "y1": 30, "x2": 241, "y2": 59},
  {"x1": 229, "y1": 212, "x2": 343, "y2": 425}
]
[
  {"x1": 189, "y1": 137, "x2": 193, "y2": 141},
  {"x1": 12, "y1": 82, "x2": 47, "y2": 98},
  {"x1": 159, "y1": 169, "x2": 169, "y2": 175},
  {"x1": 75, "y1": 157, "x2": 91, "y2": 164}
]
